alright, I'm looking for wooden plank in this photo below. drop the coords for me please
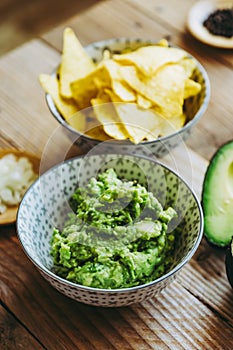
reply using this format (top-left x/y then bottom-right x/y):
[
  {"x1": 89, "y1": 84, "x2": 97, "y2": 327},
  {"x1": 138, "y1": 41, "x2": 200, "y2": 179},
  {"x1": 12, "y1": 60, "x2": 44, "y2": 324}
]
[
  {"x1": 0, "y1": 40, "x2": 60, "y2": 154},
  {"x1": 0, "y1": 1, "x2": 232, "y2": 349},
  {"x1": 177, "y1": 243, "x2": 233, "y2": 324},
  {"x1": 40, "y1": 0, "x2": 174, "y2": 50},
  {"x1": 0, "y1": 39, "x2": 83, "y2": 169},
  {"x1": 40, "y1": 0, "x2": 233, "y2": 67},
  {"x1": 125, "y1": 0, "x2": 233, "y2": 67},
  {"x1": 0, "y1": 0, "x2": 101, "y2": 56},
  {"x1": 0, "y1": 228, "x2": 232, "y2": 349},
  {"x1": 0, "y1": 136, "x2": 18, "y2": 149},
  {"x1": 141, "y1": 288, "x2": 232, "y2": 349},
  {"x1": 0, "y1": 304, "x2": 45, "y2": 349}
]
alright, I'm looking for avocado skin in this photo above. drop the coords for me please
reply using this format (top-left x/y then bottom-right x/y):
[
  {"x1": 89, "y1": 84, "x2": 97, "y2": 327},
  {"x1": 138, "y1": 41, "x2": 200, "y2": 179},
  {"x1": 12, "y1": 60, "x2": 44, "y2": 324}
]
[
  {"x1": 201, "y1": 140, "x2": 233, "y2": 247},
  {"x1": 225, "y1": 242, "x2": 233, "y2": 289}
]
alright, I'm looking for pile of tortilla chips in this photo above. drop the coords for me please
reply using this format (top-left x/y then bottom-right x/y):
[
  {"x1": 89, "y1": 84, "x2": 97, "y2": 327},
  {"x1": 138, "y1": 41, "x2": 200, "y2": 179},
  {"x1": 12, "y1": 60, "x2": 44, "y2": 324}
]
[{"x1": 39, "y1": 27, "x2": 202, "y2": 144}]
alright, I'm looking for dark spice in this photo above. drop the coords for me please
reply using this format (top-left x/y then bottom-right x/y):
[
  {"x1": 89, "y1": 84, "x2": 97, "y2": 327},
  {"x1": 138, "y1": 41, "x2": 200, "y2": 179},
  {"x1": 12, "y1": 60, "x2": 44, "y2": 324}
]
[{"x1": 203, "y1": 8, "x2": 233, "y2": 38}]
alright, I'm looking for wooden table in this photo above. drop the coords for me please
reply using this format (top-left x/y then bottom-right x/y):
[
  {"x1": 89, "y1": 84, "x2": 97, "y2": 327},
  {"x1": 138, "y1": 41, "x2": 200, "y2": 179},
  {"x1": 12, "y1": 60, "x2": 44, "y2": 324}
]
[{"x1": 1, "y1": 1, "x2": 233, "y2": 348}]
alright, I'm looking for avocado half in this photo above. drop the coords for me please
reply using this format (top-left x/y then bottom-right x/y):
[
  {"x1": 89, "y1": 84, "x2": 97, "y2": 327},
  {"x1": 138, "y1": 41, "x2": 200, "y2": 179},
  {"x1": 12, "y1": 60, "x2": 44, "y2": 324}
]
[
  {"x1": 202, "y1": 140, "x2": 233, "y2": 247},
  {"x1": 225, "y1": 238, "x2": 233, "y2": 289}
]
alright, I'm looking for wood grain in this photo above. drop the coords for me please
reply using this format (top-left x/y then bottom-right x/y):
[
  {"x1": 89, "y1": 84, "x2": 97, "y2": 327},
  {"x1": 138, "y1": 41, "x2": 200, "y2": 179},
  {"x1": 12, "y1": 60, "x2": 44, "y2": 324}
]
[
  {"x1": 126, "y1": 0, "x2": 233, "y2": 66},
  {"x1": 0, "y1": 304, "x2": 44, "y2": 350},
  {"x1": 0, "y1": 40, "x2": 83, "y2": 170},
  {"x1": 0, "y1": 0, "x2": 233, "y2": 348},
  {"x1": 0, "y1": 0, "x2": 101, "y2": 56},
  {"x1": 0, "y1": 229, "x2": 232, "y2": 350}
]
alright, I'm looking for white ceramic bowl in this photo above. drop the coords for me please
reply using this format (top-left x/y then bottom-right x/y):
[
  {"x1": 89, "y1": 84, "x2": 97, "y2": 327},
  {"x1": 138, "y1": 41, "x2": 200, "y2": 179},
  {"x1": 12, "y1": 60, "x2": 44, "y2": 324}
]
[
  {"x1": 187, "y1": 0, "x2": 233, "y2": 49},
  {"x1": 45, "y1": 37, "x2": 210, "y2": 158},
  {"x1": 17, "y1": 153, "x2": 203, "y2": 307}
]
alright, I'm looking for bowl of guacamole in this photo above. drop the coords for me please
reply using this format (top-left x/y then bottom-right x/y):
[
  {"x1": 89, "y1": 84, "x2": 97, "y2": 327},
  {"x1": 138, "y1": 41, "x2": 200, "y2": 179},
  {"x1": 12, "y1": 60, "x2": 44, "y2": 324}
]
[{"x1": 17, "y1": 153, "x2": 203, "y2": 307}]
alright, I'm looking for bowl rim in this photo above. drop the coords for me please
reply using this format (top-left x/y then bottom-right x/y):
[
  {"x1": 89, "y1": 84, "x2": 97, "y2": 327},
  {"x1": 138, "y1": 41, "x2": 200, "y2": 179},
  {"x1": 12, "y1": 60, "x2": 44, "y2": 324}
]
[
  {"x1": 16, "y1": 152, "x2": 204, "y2": 293},
  {"x1": 45, "y1": 37, "x2": 211, "y2": 146}
]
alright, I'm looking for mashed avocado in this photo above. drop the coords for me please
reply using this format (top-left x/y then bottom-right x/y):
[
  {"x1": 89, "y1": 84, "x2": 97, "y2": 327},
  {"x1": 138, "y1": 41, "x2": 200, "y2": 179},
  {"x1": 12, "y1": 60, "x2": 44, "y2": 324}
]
[{"x1": 51, "y1": 168, "x2": 177, "y2": 289}]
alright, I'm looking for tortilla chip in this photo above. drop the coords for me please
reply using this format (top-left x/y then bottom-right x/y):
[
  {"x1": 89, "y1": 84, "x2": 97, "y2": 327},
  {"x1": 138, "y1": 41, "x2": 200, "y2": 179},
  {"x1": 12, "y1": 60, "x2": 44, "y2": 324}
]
[
  {"x1": 91, "y1": 90, "x2": 129, "y2": 140},
  {"x1": 102, "y1": 49, "x2": 112, "y2": 60},
  {"x1": 70, "y1": 65, "x2": 110, "y2": 109},
  {"x1": 39, "y1": 74, "x2": 81, "y2": 124},
  {"x1": 83, "y1": 111, "x2": 110, "y2": 140},
  {"x1": 105, "y1": 89, "x2": 164, "y2": 144},
  {"x1": 102, "y1": 60, "x2": 136, "y2": 102},
  {"x1": 113, "y1": 45, "x2": 187, "y2": 76},
  {"x1": 120, "y1": 64, "x2": 187, "y2": 119},
  {"x1": 59, "y1": 27, "x2": 96, "y2": 98},
  {"x1": 39, "y1": 28, "x2": 203, "y2": 143},
  {"x1": 157, "y1": 38, "x2": 169, "y2": 47},
  {"x1": 86, "y1": 125, "x2": 110, "y2": 140},
  {"x1": 184, "y1": 79, "x2": 202, "y2": 99},
  {"x1": 160, "y1": 113, "x2": 186, "y2": 137},
  {"x1": 136, "y1": 94, "x2": 153, "y2": 109},
  {"x1": 179, "y1": 57, "x2": 197, "y2": 78},
  {"x1": 145, "y1": 112, "x2": 186, "y2": 140},
  {"x1": 68, "y1": 107, "x2": 109, "y2": 140},
  {"x1": 67, "y1": 112, "x2": 87, "y2": 133},
  {"x1": 116, "y1": 104, "x2": 165, "y2": 144},
  {"x1": 70, "y1": 60, "x2": 136, "y2": 109}
]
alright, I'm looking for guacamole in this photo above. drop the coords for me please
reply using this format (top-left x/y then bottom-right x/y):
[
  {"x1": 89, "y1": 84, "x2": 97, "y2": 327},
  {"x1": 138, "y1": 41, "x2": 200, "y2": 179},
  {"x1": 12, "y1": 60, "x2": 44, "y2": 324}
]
[{"x1": 51, "y1": 168, "x2": 178, "y2": 289}]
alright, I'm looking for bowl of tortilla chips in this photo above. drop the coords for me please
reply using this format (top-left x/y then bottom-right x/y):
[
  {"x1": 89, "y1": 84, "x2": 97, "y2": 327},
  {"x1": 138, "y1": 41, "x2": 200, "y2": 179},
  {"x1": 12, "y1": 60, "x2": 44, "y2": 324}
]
[{"x1": 39, "y1": 28, "x2": 210, "y2": 157}]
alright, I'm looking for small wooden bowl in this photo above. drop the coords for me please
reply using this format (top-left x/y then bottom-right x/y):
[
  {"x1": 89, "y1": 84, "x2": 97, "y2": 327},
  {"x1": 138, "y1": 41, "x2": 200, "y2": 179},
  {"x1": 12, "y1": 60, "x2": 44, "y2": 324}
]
[{"x1": 0, "y1": 148, "x2": 40, "y2": 225}]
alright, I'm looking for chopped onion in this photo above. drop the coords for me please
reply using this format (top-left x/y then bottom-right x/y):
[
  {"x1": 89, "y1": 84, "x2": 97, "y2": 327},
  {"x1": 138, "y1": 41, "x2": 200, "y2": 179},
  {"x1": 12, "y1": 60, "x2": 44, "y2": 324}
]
[{"x1": 0, "y1": 154, "x2": 38, "y2": 214}]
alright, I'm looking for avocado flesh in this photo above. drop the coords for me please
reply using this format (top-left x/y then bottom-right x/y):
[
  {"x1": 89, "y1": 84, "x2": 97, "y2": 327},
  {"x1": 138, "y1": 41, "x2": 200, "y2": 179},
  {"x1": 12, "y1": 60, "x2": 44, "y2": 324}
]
[{"x1": 202, "y1": 141, "x2": 233, "y2": 247}]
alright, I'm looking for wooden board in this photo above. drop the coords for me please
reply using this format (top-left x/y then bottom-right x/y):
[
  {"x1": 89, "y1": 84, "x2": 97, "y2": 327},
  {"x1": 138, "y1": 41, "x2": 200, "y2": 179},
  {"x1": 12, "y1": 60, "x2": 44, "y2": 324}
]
[{"x1": 0, "y1": 0, "x2": 233, "y2": 348}]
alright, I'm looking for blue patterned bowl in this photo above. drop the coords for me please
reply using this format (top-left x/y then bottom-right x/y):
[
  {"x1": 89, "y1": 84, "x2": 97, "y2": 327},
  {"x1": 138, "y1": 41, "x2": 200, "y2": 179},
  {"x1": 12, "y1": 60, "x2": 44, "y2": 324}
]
[
  {"x1": 17, "y1": 153, "x2": 203, "y2": 307},
  {"x1": 45, "y1": 37, "x2": 210, "y2": 158}
]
